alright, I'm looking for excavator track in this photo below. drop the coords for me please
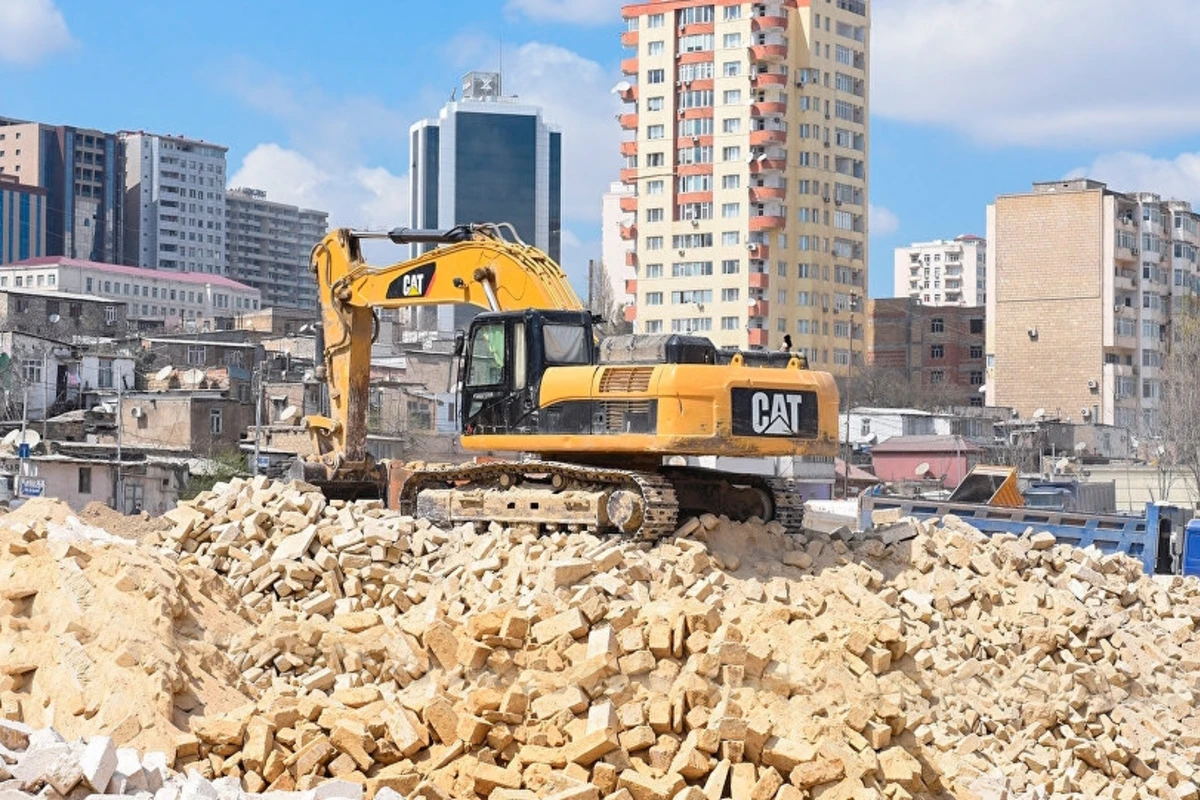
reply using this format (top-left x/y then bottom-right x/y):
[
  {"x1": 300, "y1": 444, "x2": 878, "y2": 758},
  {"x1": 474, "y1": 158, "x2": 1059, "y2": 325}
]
[
  {"x1": 400, "y1": 461, "x2": 679, "y2": 541},
  {"x1": 399, "y1": 461, "x2": 806, "y2": 540}
]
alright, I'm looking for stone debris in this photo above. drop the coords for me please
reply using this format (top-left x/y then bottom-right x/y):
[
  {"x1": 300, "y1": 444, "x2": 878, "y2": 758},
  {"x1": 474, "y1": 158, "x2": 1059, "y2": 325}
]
[{"x1": 2, "y1": 476, "x2": 1200, "y2": 800}]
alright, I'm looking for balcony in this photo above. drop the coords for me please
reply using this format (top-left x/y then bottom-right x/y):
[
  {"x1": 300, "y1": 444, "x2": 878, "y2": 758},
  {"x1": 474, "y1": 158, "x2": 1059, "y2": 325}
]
[
  {"x1": 747, "y1": 243, "x2": 770, "y2": 260},
  {"x1": 677, "y1": 163, "x2": 714, "y2": 177},
  {"x1": 748, "y1": 157, "x2": 786, "y2": 174},
  {"x1": 619, "y1": 168, "x2": 638, "y2": 184},
  {"x1": 748, "y1": 328, "x2": 770, "y2": 348},
  {"x1": 618, "y1": 84, "x2": 638, "y2": 103},
  {"x1": 749, "y1": 272, "x2": 770, "y2": 289},
  {"x1": 625, "y1": 305, "x2": 637, "y2": 322},
  {"x1": 751, "y1": 15, "x2": 789, "y2": 32},
  {"x1": 750, "y1": 101, "x2": 788, "y2": 116},
  {"x1": 1114, "y1": 272, "x2": 1136, "y2": 291},
  {"x1": 751, "y1": 72, "x2": 788, "y2": 88},
  {"x1": 625, "y1": 251, "x2": 637, "y2": 267},
  {"x1": 619, "y1": 223, "x2": 637, "y2": 240},
  {"x1": 749, "y1": 215, "x2": 785, "y2": 231},
  {"x1": 621, "y1": 57, "x2": 638, "y2": 75},
  {"x1": 619, "y1": 196, "x2": 638, "y2": 213},
  {"x1": 749, "y1": 300, "x2": 770, "y2": 317},
  {"x1": 749, "y1": 129, "x2": 787, "y2": 146},
  {"x1": 748, "y1": 44, "x2": 788, "y2": 62},
  {"x1": 620, "y1": 141, "x2": 638, "y2": 157},
  {"x1": 677, "y1": 191, "x2": 713, "y2": 205},
  {"x1": 625, "y1": 278, "x2": 637, "y2": 295},
  {"x1": 618, "y1": 113, "x2": 638, "y2": 130},
  {"x1": 750, "y1": 186, "x2": 786, "y2": 202},
  {"x1": 680, "y1": 22, "x2": 715, "y2": 36},
  {"x1": 621, "y1": 30, "x2": 639, "y2": 47}
]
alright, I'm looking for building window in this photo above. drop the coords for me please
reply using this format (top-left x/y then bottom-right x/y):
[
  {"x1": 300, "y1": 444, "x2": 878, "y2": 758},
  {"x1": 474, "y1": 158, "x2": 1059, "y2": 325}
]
[
  {"x1": 969, "y1": 318, "x2": 984, "y2": 334},
  {"x1": 861, "y1": 418, "x2": 871, "y2": 436},
  {"x1": 969, "y1": 371, "x2": 984, "y2": 386},
  {"x1": 721, "y1": 260, "x2": 740, "y2": 274},
  {"x1": 105, "y1": 306, "x2": 117, "y2": 325},
  {"x1": 969, "y1": 344, "x2": 983, "y2": 359},
  {"x1": 210, "y1": 408, "x2": 223, "y2": 435},
  {"x1": 98, "y1": 360, "x2": 113, "y2": 389},
  {"x1": 647, "y1": 125, "x2": 665, "y2": 139},
  {"x1": 648, "y1": 40, "x2": 664, "y2": 55},
  {"x1": 187, "y1": 345, "x2": 207, "y2": 365},
  {"x1": 722, "y1": 174, "x2": 741, "y2": 190},
  {"x1": 931, "y1": 318, "x2": 944, "y2": 333},
  {"x1": 646, "y1": 208, "x2": 664, "y2": 223},
  {"x1": 722, "y1": 32, "x2": 742, "y2": 48},
  {"x1": 930, "y1": 370, "x2": 945, "y2": 384},
  {"x1": 69, "y1": 302, "x2": 82, "y2": 318},
  {"x1": 647, "y1": 69, "x2": 666, "y2": 84},
  {"x1": 722, "y1": 61, "x2": 741, "y2": 77},
  {"x1": 22, "y1": 360, "x2": 41, "y2": 384},
  {"x1": 78, "y1": 467, "x2": 92, "y2": 494},
  {"x1": 721, "y1": 316, "x2": 738, "y2": 330},
  {"x1": 930, "y1": 344, "x2": 944, "y2": 359},
  {"x1": 722, "y1": 89, "x2": 742, "y2": 104}
]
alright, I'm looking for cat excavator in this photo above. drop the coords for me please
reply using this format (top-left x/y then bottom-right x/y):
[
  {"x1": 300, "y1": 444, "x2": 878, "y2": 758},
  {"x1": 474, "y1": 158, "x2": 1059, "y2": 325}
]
[{"x1": 292, "y1": 224, "x2": 840, "y2": 538}]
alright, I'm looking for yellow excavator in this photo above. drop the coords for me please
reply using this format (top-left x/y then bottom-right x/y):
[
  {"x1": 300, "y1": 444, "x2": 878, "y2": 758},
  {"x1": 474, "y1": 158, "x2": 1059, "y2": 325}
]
[{"x1": 293, "y1": 224, "x2": 839, "y2": 538}]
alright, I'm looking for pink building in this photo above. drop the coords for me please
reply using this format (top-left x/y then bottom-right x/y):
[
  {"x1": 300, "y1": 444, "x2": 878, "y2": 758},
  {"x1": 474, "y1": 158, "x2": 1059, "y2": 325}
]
[{"x1": 869, "y1": 435, "x2": 983, "y2": 489}]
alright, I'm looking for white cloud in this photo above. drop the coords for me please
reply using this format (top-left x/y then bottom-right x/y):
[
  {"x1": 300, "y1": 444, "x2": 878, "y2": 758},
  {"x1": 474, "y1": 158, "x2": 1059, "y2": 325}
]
[
  {"x1": 874, "y1": 0, "x2": 1200, "y2": 147},
  {"x1": 505, "y1": 0, "x2": 621, "y2": 25},
  {"x1": 229, "y1": 144, "x2": 409, "y2": 231},
  {"x1": 0, "y1": 0, "x2": 72, "y2": 65},
  {"x1": 870, "y1": 204, "x2": 900, "y2": 237},
  {"x1": 1067, "y1": 152, "x2": 1200, "y2": 205}
]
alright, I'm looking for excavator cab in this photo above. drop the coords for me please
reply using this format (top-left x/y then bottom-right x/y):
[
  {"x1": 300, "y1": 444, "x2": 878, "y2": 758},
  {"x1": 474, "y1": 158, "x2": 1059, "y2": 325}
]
[{"x1": 460, "y1": 309, "x2": 595, "y2": 435}]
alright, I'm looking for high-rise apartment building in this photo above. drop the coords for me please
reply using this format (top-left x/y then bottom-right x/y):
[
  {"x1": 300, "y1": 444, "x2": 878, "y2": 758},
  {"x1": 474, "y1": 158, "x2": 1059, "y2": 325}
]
[
  {"x1": 0, "y1": 119, "x2": 122, "y2": 263},
  {"x1": 409, "y1": 72, "x2": 562, "y2": 333},
  {"x1": 120, "y1": 131, "x2": 228, "y2": 275},
  {"x1": 893, "y1": 235, "x2": 986, "y2": 306},
  {"x1": 986, "y1": 179, "x2": 1200, "y2": 432},
  {"x1": 867, "y1": 298, "x2": 986, "y2": 406},
  {"x1": 0, "y1": 175, "x2": 47, "y2": 265},
  {"x1": 619, "y1": 0, "x2": 870, "y2": 368},
  {"x1": 601, "y1": 181, "x2": 637, "y2": 305},
  {"x1": 225, "y1": 188, "x2": 328, "y2": 311}
]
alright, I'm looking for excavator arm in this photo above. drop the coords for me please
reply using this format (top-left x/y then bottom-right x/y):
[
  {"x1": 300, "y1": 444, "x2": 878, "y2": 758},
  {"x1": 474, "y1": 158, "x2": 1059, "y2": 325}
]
[{"x1": 300, "y1": 224, "x2": 584, "y2": 489}]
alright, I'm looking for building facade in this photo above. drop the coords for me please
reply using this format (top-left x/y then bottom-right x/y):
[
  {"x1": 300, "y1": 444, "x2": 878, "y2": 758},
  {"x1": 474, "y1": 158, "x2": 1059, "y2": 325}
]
[
  {"x1": 225, "y1": 188, "x2": 328, "y2": 311},
  {"x1": 0, "y1": 120, "x2": 121, "y2": 263},
  {"x1": 892, "y1": 235, "x2": 986, "y2": 306},
  {"x1": 867, "y1": 298, "x2": 987, "y2": 406},
  {"x1": 601, "y1": 181, "x2": 638, "y2": 306},
  {"x1": 619, "y1": 0, "x2": 870, "y2": 366},
  {"x1": 0, "y1": 175, "x2": 47, "y2": 265},
  {"x1": 120, "y1": 131, "x2": 228, "y2": 275},
  {"x1": 0, "y1": 257, "x2": 260, "y2": 331},
  {"x1": 409, "y1": 72, "x2": 562, "y2": 334},
  {"x1": 986, "y1": 179, "x2": 1200, "y2": 432},
  {"x1": 0, "y1": 288, "x2": 127, "y2": 341}
]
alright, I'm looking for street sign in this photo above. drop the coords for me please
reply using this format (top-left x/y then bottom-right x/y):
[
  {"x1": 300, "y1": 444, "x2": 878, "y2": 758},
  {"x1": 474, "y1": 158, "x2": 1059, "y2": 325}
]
[
  {"x1": 17, "y1": 443, "x2": 29, "y2": 459},
  {"x1": 18, "y1": 478, "x2": 45, "y2": 498},
  {"x1": 256, "y1": 456, "x2": 270, "y2": 470}
]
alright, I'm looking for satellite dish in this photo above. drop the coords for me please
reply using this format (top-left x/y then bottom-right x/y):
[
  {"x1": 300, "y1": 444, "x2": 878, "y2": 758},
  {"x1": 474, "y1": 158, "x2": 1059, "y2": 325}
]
[
  {"x1": 48, "y1": 313, "x2": 60, "y2": 324},
  {"x1": 1033, "y1": 408, "x2": 1045, "y2": 420},
  {"x1": 9, "y1": 429, "x2": 41, "y2": 448},
  {"x1": 183, "y1": 368, "x2": 205, "y2": 386},
  {"x1": 1074, "y1": 441, "x2": 1087, "y2": 453},
  {"x1": 1056, "y1": 457, "x2": 1070, "y2": 472},
  {"x1": 914, "y1": 462, "x2": 931, "y2": 477},
  {"x1": 279, "y1": 405, "x2": 298, "y2": 422},
  {"x1": 610, "y1": 81, "x2": 633, "y2": 94},
  {"x1": 155, "y1": 365, "x2": 175, "y2": 381},
  {"x1": 978, "y1": 385, "x2": 988, "y2": 394}
]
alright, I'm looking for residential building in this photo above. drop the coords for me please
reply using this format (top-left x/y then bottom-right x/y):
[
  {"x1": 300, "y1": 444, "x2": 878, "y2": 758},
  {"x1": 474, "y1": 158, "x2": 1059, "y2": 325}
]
[
  {"x1": 119, "y1": 131, "x2": 228, "y2": 275},
  {"x1": 985, "y1": 179, "x2": 1200, "y2": 432},
  {"x1": 0, "y1": 119, "x2": 121, "y2": 262},
  {"x1": 103, "y1": 391, "x2": 254, "y2": 457},
  {"x1": 225, "y1": 188, "x2": 328, "y2": 310},
  {"x1": 869, "y1": 434, "x2": 983, "y2": 489},
  {"x1": 0, "y1": 450, "x2": 190, "y2": 515},
  {"x1": 841, "y1": 406, "x2": 993, "y2": 449},
  {"x1": 0, "y1": 175, "x2": 47, "y2": 264},
  {"x1": 0, "y1": 257, "x2": 260, "y2": 331},
  {"x1": 602, "y1": 181, "x2": 638, "y2": 307},
  {"x1": 409, "y1": 71, "x2": 562, "y2": 333},
  {"x1": 619, "y1": 0, "x2": 870, "y2": 365},
  {"x1": 0, "y1": 330, "x2": 135, "y2": 420},
  {"x1": 866, "y1": 298, "x2": 987, "y2": 406},
  {"x1": 893, "y1": 235, "x2": 986, "y2": 306},
  {"x1": 0, "y1": 288, "x2": 126, "y2": 341},
  {"x1": 235, "y1": 307, "x2": 314, "y2": 336}
]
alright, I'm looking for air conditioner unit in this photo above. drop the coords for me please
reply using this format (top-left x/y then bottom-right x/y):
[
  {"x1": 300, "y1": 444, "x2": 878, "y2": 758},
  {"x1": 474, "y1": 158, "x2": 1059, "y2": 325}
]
[
  {"x1": 1132, "y1": 247, "x2": 1140, "y2": 254},
  {"x1": 1080, "y1": 408, "x2": 1092, "y2": 418},
  {"x1": 130, "y1": 407, "x2": 145, "y2": 419},
  {"x1": 1087, "y1": 379, "x2": 1099, "y2": 390}
]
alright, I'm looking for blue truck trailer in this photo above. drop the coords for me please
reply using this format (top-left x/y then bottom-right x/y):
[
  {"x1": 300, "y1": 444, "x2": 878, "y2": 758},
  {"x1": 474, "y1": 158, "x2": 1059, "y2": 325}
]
[{"x1": 859, "y1": 485, "x2": 1198, "y2": 578}]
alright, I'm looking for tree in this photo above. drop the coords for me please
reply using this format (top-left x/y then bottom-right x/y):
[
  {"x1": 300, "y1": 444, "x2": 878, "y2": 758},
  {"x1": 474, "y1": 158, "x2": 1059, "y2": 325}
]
[
  {"x1": 588, "y1": 261, "x2": 633, "y2": 339},
  {"x1": 1158, "y1": 304, "x2": 1200, "y2": 506}
]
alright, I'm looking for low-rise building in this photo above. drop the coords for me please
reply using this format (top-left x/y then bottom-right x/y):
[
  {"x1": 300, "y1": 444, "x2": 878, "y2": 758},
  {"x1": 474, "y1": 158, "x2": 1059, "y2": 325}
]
[
  {"x1": 0, "y1": 256, "x2": 260, "y2": 331},
  {"x1": 866, "y1": 298, "x2": 987, "y2": 407},
  {"x1": 90, "y1": 391, "x2": 254, "y2": 458},
  {"x1": 235, "y1": 307, "x2": 314, "y2": 336},
  {"x1": 1, "y1": 451, "x2": 190, "y2": 514},
  {"x1": 869, "y1": 435, "x2": 984, "y2": 489},
  {"x1": 0, "y1": 288, "x2": 126, "y2": 340},
  {"x1": 0, "y1": 331, "x2": 135, "y2": 420}
]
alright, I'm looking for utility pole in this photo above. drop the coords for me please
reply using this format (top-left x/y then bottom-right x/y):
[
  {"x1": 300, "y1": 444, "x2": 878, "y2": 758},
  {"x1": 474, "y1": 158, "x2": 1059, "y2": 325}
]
[
  {"x1": 115, "y1": 375, "x2": 123, "y2": 512},
  {"x1": 587, "y1": 259, "x2": 595, "y2": 313},
  {"x1": 842, "y1": 294, "x2": 857, "y2": 499},
  {"x1": 253, "y1": 362, "x2": 263, "y2": 475}
]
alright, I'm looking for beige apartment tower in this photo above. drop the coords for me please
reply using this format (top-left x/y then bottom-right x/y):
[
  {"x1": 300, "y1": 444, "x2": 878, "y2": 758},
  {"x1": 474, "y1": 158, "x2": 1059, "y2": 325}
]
[
  {"x1": 986, "y1": 179, "x2": 1200, "y2": 433},
  {"x1": 619, "y1": 0, "x2": 870, "y2": 372}
]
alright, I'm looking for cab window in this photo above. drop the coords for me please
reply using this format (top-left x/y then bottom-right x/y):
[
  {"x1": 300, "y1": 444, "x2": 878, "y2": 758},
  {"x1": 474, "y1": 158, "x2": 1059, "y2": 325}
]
[
  {"x1": 544, "y1": 323, "x2": 589, "y2": 365},
  {"x1": 466, "y1": 322, "x2": 506, "y2": 386}
]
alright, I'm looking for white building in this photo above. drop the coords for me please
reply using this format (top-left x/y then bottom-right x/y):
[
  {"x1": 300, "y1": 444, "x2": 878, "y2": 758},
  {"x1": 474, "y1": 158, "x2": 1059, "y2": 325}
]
[
  {"x1": 119, "y1": 131, "x2": 228, "y2": 275},
  {"x1": 0, "y1": 257, "x2": 260, "y2": 330},
  {"x1": 893, "y1": 235, "x2": 987, "y2": 306},
  {"x1": 601, "y1": 181, "x2": 636, "y2": 307},
  {"x1": 225, "y1": 188, "x2": 328, "y2": 311}
]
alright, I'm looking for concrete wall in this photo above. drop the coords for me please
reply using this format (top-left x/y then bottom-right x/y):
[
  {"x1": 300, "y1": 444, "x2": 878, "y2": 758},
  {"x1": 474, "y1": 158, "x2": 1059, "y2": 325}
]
[{"x1": 0, "y1": 290, "x2": 126, "y2": 339}]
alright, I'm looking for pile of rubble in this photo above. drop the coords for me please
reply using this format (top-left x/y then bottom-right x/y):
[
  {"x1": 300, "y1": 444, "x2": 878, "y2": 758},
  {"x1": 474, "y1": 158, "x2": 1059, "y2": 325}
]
[{"x1": 4, "y1": 477, "x2": 1200, "y2": 800}]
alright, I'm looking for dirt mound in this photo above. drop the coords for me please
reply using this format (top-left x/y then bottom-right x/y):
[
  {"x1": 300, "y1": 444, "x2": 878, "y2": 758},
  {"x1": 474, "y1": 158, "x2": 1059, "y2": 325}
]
[{"x1": 78, "y1": 500, "x2": 172, "y2": 542}]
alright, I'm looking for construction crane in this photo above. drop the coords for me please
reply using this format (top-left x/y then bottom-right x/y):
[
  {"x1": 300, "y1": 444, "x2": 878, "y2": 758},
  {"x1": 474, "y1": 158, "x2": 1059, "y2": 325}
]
[{"x1": 292, "y1": 224, "x2": 839, "y2": 538}]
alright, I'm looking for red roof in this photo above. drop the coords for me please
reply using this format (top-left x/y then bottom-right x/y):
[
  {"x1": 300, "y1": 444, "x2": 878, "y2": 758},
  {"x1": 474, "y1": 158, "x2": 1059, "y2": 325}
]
[{"x1": 5, "y1": 256, "x2": 256, "y2": 292}]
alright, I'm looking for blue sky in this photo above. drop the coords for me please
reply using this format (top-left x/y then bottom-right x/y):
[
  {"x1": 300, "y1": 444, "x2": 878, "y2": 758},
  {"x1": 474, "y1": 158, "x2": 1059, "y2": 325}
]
[{"x1": 3, "y1": 0, "x2": 1200, "y2": 298}]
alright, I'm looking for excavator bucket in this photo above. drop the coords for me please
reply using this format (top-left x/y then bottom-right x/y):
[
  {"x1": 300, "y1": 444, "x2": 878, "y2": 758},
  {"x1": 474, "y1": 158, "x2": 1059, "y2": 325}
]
[{"x1": 947, "y1": 465, "x2": 1024, "y2": 508}]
